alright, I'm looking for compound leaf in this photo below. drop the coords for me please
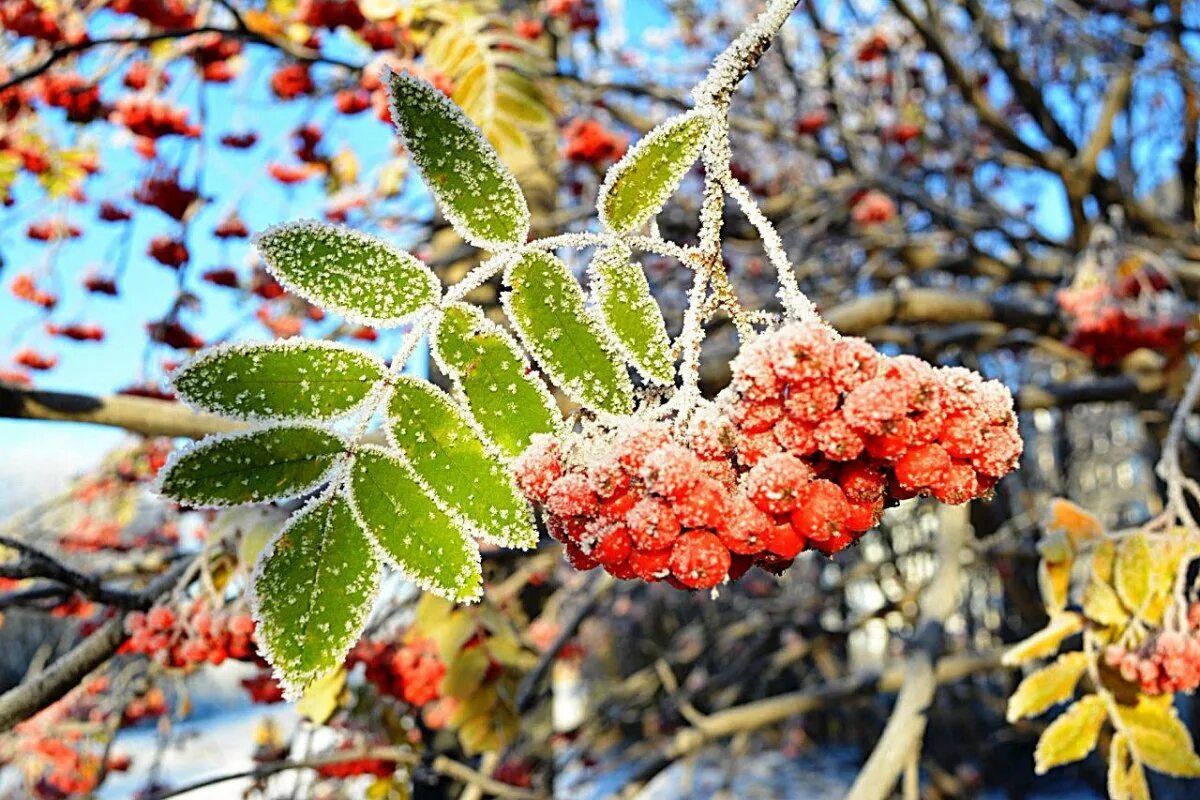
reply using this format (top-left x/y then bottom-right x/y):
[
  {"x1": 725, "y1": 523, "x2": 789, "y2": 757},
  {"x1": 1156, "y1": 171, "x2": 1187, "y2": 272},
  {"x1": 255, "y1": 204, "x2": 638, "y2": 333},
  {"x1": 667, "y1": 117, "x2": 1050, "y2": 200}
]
[
  {"x1": 432, "y1": 302, "x2": 559, "y2": 457},
  {"x1": 156, "y1": 425, "x2": 345, "y2": 508},
  {"x1": 172, "y1": 340, "x2": 386, "y2": 422},
  {"x1": 386, "y1": 69, "x2": 529, "y2": 250},
  {"x1": 349, "y1": 446, "x2": 483, "y2": 603},
  {"x1": 503, "y1": 251, "x2": 633, "y2": 414},
  {"x1": 256, "y1": 220, "x2": 438, "y2": 326},
  {"x1": 598, "y1": 109, "x2": 713, "y2": 233},
  {"x1": 252, "y1": 491, "x2": 379, "y2": 699},
  {"x1": 386, "y1": 376, "x2": 537, "y2": 549}
]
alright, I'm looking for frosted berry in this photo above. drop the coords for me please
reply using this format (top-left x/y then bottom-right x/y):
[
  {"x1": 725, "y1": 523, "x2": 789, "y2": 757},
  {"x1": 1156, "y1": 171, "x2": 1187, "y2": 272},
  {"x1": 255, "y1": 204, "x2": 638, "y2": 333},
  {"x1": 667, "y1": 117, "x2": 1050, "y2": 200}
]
[{"x1": 668, "y1": 530, "x2": 731, "y2": 589}]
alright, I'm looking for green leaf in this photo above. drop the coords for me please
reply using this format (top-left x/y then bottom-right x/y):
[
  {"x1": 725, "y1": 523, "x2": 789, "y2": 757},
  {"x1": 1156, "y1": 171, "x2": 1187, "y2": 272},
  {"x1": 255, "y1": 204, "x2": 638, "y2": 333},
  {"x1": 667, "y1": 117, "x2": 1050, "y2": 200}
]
[
  {"x1": 503, "y1": 251, "x2": 634, "y2": 414},
  {"x1": 386, "y1": 68, "x2": 530, "y2": 250},
  {"x1": 172, "y1": 340, "x2": 386, "y2": 422},
  {"x1": 255, "y1": 220, "x2": 438, "y2": 326},
  {"x1": 252, "y1": 492, "x2": 380, "y2": 698},
  {"x1": 432, "y1": 303, "x2": 559, "y2": 456},
  {"x1": 589, "y1": 247, "x2": 674, "y2": 384},
  {"x1": 1034, "y1": 694, "x2": 1107, "y2": 774},
  {"x1": 1006, "y1": 652, "x2": 1089, "y2": 722},
  {"x1": 348, "y1": 446, "x2": 483, "y2": 602},
  {"x1": 156, "y1": 425, "x2": 345, "y2": 508},
  {"x1": 598, "y1": 109, "x2": 713, "y2": 234},
  {"x1": 386, "y1": 377, "x2": 538, "y2": 549}
]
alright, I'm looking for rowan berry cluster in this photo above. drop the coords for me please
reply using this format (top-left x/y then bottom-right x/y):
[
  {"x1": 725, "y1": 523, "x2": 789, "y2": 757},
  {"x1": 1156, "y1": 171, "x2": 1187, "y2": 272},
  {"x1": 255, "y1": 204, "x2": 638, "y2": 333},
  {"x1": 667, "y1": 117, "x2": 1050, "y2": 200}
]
[
  {"x1": 38, "y1": 74, "x2": 104, "y2": 123},
  {"x1": 563, "y1": 119, "x2": 627, "y2": 166},
  {"x1": 110, "y1": 96, "x2": 200, "y2": 140},
  {"x1": 122, "y1": 602, "x2": 260, "y2": 668},
  {"x1": 46, "y1": 322, "x2": 104, "y2": 342},
  {"x1": 26, "y1": 218, "x2": 82, "y2": 242},
  {"x1": 1105, "y1": 632, "x2": 1200, "y2": 695},
  {"x1": 1056, "y1": 267, "x2": 1189, "y2": 367},
  {"x1": 1103, "y1": 605, "x2": 1200, "y2": 695},
  {"x1": 241, "y1": 670, "x2": 286, "y2": 704},
  {"x1": 514, "y1": 322, "x2": 1021, "y2": 589},
  {"x1": 134, "y1": 171, "x2": 200, "y2": 221},
  {"x1": 315, "y1": 744, "x2": 396, "y2": 779},
  {"x1": 9, "y1": 273, "x2": 57, "y2": 308},
  {"x1": 12, "y1": 348, "x2": 58, "y2": 371},
  {"x1": 347, "y1": 637, "x2": 446, "y2": 707},
  {"x1": 109, "y1": 0, "x2": 197, "y2": 30},
  {"x1": 0, "y1": 1, "x2": 67, "y2": 44},
  {"x1": 147, "y1": 235, "x2": 189, "y2": 268}
]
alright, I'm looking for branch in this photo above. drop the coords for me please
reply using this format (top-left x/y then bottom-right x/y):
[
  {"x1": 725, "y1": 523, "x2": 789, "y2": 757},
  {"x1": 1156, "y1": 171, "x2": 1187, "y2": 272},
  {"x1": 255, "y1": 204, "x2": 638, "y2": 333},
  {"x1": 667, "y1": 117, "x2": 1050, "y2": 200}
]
[
  {"x1": 844, "y1": 502, "x2": 968, "y2": 800},
  {"x1": 516, "y1": 571, "x2": 612, "y2": 713},
  {"x1": 0, "y1": 535, "x2": 159, "y2": 609},
  {"x1": 1078, "y1": 71, "x2": 1132, "y2": 175},
  {"x1": 623, "y1": 649, "x2": 1002, "y2": 790},
  {"x1": 693, "y1": 0, "x2": 801, "y2": 107},
  {"x1": 0, "y1": 23, "x2": 361, "y2": 94},
  {"x1": 959, "y1": 0, "x2": 1078, "y2": 155},
  {"x1": 0, "y1": 384, "x2": 242, "y2": 439},
  {"x1": 144, "y1": 745, "x2": 545, "y2": 800},
  {"x1": 0, "y1": 556, "x2": 194, "y2": 732}
]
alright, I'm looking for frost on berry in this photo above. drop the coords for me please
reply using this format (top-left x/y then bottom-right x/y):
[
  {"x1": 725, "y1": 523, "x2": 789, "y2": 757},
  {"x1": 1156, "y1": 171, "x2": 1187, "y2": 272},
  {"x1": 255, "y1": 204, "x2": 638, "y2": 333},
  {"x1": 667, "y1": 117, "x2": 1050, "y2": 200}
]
[{"x1": 513, "y1": 321, "x2": 1021, "y2": 590}]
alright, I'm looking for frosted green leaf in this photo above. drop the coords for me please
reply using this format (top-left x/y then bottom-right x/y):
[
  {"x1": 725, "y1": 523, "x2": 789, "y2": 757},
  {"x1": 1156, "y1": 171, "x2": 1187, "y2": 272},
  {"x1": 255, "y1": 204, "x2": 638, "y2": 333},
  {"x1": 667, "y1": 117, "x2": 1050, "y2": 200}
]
[
  {"x1": 251, "y1": 491, "x2": 380, "y2": 698},
  {"x1": 503, "y1": 251, "x2": 633, "y2": 414},
  {"x1": 386, "y1": 68, "x2": 530, "y2": 250},
  {"x1": 432, "y1": 303, "x2": 559, "y2": 456},
  {"x1": 172, "y1": 340, "x2": 386, "y2": 422},
  {"x1": 349, "y1": 447, "x2": 482, "y2": 602},
  {"x1": 386, "y1": 376, "x2": 538, "y2": 549},
  {"x1": 598, "y1": 109, "x2": 714, "y2": 234},
  {"x1": 255, "y1": 220, "x2": 438, "y2": 327},
  {"x1": 156, "y1": 425, "x2": 345, "y2": 508},
  {"x1": 589, "y1": 247, "x2": 674, "y2": 384}
]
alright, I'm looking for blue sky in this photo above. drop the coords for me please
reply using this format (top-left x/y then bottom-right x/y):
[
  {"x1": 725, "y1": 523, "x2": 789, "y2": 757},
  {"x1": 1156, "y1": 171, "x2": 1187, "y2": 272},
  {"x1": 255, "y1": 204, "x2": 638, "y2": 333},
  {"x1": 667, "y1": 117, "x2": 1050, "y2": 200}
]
[{"x1": 0, "y1": 2, "x2": 681, "y2": 490}]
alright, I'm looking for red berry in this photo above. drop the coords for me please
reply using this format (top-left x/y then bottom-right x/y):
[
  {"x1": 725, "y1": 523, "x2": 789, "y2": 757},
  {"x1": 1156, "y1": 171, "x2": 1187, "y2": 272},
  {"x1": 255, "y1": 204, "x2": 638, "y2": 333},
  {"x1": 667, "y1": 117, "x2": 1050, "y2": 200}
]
[
  {"x1": 789, "y1": 480, "x2": 851, "y2": 542},
  {"x1": 668, "y1": 531, "x2": 731, "y2": 590},
  {"x1": 894, "y1": 443, "x2": 952, "y2": 491},
  {"x1": 627, "y1": 498, "x2": 681, "y2": 551}
]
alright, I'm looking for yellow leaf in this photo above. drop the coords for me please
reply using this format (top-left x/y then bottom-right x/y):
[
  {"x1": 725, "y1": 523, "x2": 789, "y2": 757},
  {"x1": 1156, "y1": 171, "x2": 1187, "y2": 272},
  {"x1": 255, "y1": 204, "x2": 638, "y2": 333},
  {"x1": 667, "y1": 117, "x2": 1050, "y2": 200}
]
[
  {"x1": 1007, "y1": 652, "x2": 1090, "y2": 722},
  {"x1": 425, "y1": 609, "x2": 476, "y2": 663},
  {"x1": 285, "y1": 21, "x2": 312, "y2": 45},
  {"x1": 1083, "y1": 577, "x2": 1130, "y2": 627},
  {"x1": 1115, "y1": 533, "x2": 1152, "y2": 612},
  {"x1": 1034, "y1": 694, "x2": 1107, "y2": 775},
  {"x1": 1044, "y1": 498, "x2": 1104, "y2": 547},
  {"x1": 1039, "y1": 558, "x2": 1071, "y2": 615},
  {"x1": 1004, "y1": 613, "x2": 1085, "y2": 666},
  {"x1": 1093, "y1": 539, "x2": 1116, "y2": 584},
  {"x1": 441, "y1": 648, "x2": 490, "y2": 698},
  {"x1": 1126, "y1": 761, "x2": 1151, "y2": 800},
  {"x1": 296, "y1": 666, "x2": 346, "y2": 724},
  {"x1": 375, "y1": 159, "x2": 409, "y2": 198},
  {"x1": 361, "y1": 0, "x2": 402, "y2": 20},
  {"x1": 1117, "y1": 695, "x2": 1200, "y2": 777},
  {"x1": 1037, "y1": 530, "x2": 1073, "y2": 564},
  {"x1": 449, "y1": 683, "x2": 499, "y2": 727},
  {"x1": 1108, "y1": 732, "x2": 1130, "y2": 800},
  {"x1": 243, "y1": 10, "x2": 283, "y2": 36}
]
